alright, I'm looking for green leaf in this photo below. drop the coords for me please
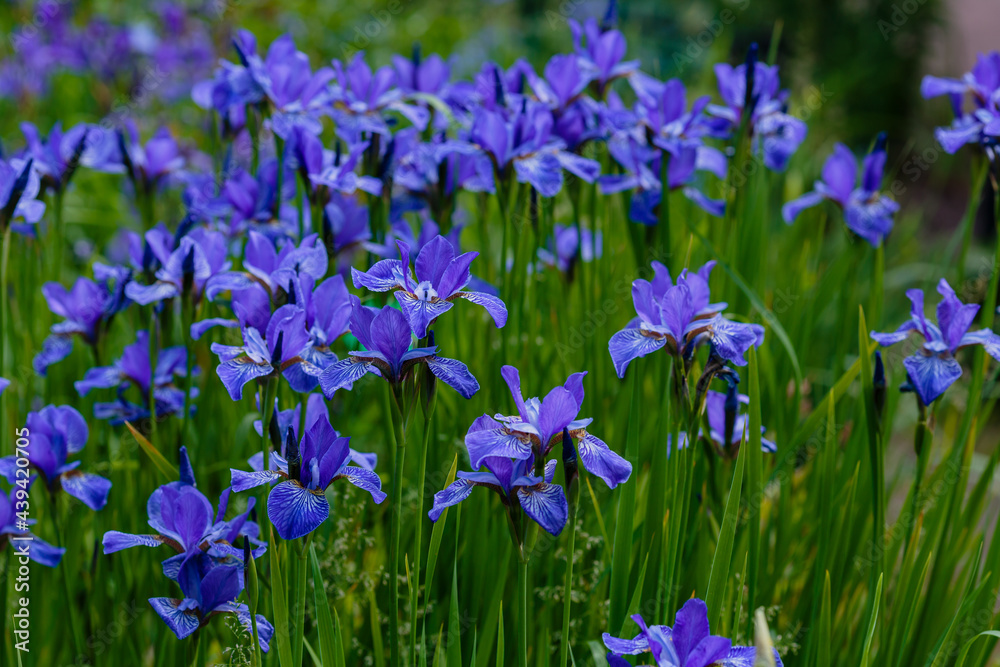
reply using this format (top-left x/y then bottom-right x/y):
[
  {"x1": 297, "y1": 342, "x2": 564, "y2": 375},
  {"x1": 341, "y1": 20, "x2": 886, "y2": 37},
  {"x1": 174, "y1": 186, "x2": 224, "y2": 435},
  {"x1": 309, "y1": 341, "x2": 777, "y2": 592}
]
[
  {"x1": 124, "y1": 420, "x2": 177, "y2": 480},
  {"x1": 705, "y1": 429, "x2": 747, "y2": 630},
  {"x1": 495, "y1": 602, "x2": 505, "y2": 667},
  {"x1": 684, "y1": 221, "x2": 802, "y2": 385},
  {"x1": 858, "y1": 574, "x2": 883, "y2": 667},
  {"x1": 954, "y1": 631, "x2": 1000, "y2": 667},
  {"x1": 818, "y1": 572, "x2": 831, "y2": 667},
  {"x1": 310, "y1": 543, "x2": 344, "y2": 667},
  {"x1": 745, "y1": 347, "x2": 762, "y2": 640},
  {"x1": 608, "y1": 369, "x2": 640, "y2": 629},
  {"x1": 448, "y1": 560, "x2": 463, "y2": 667},
  {"x1": 425, "y1": 454, "x2": 459, "y2": 608},
  {"x1": 269, "y1": 536, "x2": 295, "y2": 667}
]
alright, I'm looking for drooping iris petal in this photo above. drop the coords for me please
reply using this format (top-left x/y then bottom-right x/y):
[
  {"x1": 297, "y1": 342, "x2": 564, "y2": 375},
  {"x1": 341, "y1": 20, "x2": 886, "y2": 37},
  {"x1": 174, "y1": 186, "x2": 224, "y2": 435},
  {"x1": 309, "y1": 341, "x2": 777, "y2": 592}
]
[
  {"x1": 515, "y1": 482, "x2": 568, "y2": 536},
  {"x1": 903, "y1": 353, "x2": 963, "y2": 406},
  {"x1": 231, "y1": 469, "x2": 283, "y2": 493},
  {"x1": 148, "y1": 598, "x2": 201, "y2": 640},
  {"x1": 608, "y1": 328, "x2": 667, "y2": 379},
  {"x1": 576, "y1": 433, "x2": 632, "y2": 489},
  {"x1": 454, "y1": 291, "x2": 508, "y2": 328},
  {"x1": 428, "y1": 479, "x2": 477, "y2": 522},
  {"x1": 602, "y1": 629, "x2": 650, "y2": 655},
  {"x1": 216, "y1": 357, "x2": 273, "y2": 401},
  {"x1": 102, "y1": 531, "x2": 167, "y2": 554},
  {"x1": 267, "y1": 480, "x2": 330, "y2": 540},
  {"x1": 336, "y1": 467, "x2": 387, "y2": 503},
  {"x1": 58, "y1": 470, "x2": 112, "y2": 511},
  {"x1": 318, "y1": 357, "x2": 376, "y2": 398},
  {"x1": 425, "y1": 356, "x2": 480, "y2": 399}
]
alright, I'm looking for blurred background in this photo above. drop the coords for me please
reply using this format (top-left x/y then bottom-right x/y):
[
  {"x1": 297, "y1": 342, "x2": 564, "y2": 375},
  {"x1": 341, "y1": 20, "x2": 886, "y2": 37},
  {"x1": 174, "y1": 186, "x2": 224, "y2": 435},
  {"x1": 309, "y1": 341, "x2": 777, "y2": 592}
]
[{"x1": 1, "y1": 0, "x2": 998, "y2": 244}]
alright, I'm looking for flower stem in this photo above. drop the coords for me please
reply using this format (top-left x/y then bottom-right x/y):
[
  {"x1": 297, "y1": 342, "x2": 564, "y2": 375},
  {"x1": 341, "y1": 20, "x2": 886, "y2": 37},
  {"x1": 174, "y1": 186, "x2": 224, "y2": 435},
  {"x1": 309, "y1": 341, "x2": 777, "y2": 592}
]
[
  {"x1": 290, "y1": 533, "x2": 311, "y2": 667},
  {"x1": 517, "y1": 557, "x2": 529, "y2": 667},
  {"x1": 388, "y1": 384, "x2": 407, "y2": 667},
  {"x1": 51, "y1": 495, "x2": 85, "y2": 660},
  {"x1": 0, "y1": 227, "x2": 9, "y2": 440},
  {"x1": 559, "y1": 483, "x2": 578, "y2": 666},
  {"x1": 258, "y1": 378, "x2": 278, "y2": 540},
  {"x1": 410, "y1": 397, "x2": 435, "y2": 664}
]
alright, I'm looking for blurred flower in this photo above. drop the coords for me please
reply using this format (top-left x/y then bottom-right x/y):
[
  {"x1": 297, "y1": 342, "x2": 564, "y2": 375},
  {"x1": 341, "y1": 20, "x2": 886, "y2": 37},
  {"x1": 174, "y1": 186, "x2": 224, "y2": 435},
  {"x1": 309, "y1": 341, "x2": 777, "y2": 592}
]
[
  {"x1": 0, "y1": 405, "x2": 110, "y2": 511},
  {"x1": 921, "y1": 52, "x2": 1000, "y2": 158},
  {"x1": 329, "y1": 52, "x2": 429, "y2": 140},
  {"x1": 782, "y1": 135, "x2": 897, "y2": 246},
  {"x1": 35, "y1": 270, "x2": 131, "y2": 375},
  {"x1": 0, "y1": 485, "x2": 65, "y2": 567},
  {"x1": 708, "y1": 46, "x2": 807, "y2": 171},
  {"x1": 75, "y1": 330, "x2": 194, "y2": 423},
  {"x1": 871, "y1": 278, "x2": 1000, "y2": 405},
  {"x1": 19, "y1": 122, "x2": 90, "y2": 194},
  {"x1": 536, "y1": 224, "x2": 602, "y2": 274},
  {"x1": 0, "y1": 157, "x2": 45, "y2": 233},
  {"x1": 125, "y1": 228, "x2": 230, "y2": 306}
]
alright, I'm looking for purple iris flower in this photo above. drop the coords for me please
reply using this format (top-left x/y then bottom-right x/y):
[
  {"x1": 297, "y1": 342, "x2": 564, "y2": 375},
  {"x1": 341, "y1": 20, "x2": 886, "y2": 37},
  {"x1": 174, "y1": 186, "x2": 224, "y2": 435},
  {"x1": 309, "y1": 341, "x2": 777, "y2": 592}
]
[
  {"x1": 230, "y1": 406, "x2": 384, "y2": 540},
  {"x1": 75, "y1": 330, "x2": 193, "y2": 423},
  {"x1": 0, "y1": 405, "x2": 111, "y2": 511},
  {"x1": 608, "y1": 260, "x2": 765, "y2": 378},
  {"x1": 279, "y1": 274, "x2": 353, "y2": 391},
  {"x1": 536, "y1": 224, "x2": 602, "y2": 275},
  {"x1": 308, "y1": 139, "x2": 383, "y2": 197},
  {"x1": 211, "y1": 304, "x2": 318, "y2": 400},
  {"x1": 670, "y1": 390, "x2": 776, "y2": 456},
  {"x1": 524, "y1": 54, "x2": 605, "y2": 149},
  {"x1": 324, "y1": 193, "x2": 371, "y2": 274},
  {"x1": 871, "y1": 279, "x2": 1000, "y2": 405},
  {"x1": 35, "y1": 271, "x2": 131, "y2": 375},
  {"x1": 392, "y1": 49, "x2": 451, "y2": 96},
  {"x1": 1, "y1": 157, "x2": 45, "y2": 233},
  {"x1": 318, "y1": 296, "x2": 479, "y2": 399},
  {"x1": 103, "y1": 446, "x2": 264, "y2": 566},
  {"x1": 117, "y1": 121, "x2": 186, "y2": 191},
  {"x1": 222, "y1": 160, "x2": 299, "y2": 241},
  {"x1": 214, "y1": 228, "x2": 322, "y2": 289},
  {"x1": 0, "y1": 485, "x2": 65, "y2": 567},
  {"x1": 329, "y1": 52, "x2": 430, "y2": 140},
  {"x1": 251, "y1": 394, "x2": 378, "y2": 471},
  {"x1": 150, "y1": 554, "x2": 274, "y2": 650},
  {"x1": 567, "y1": 15, "x2": 639, "y2": 93},
  {"x1": 603, "y1": 598, "x2": 784, "y2": 667},
  {"x1": 469, "y1": 100, "x2": 601, "y2": 197},
  {"x1": 465, "y1": 366, "x2": 631, "y2": 489},
  {"x1": 19, "y1": 121, "x2": 90, "y2": 193},
  {"x1": 429, "y1": 449, "x2": 568, "y2": 536},
  {"x1": 600, "y1": 130, "x2": 726, "y2": 221},
  {"x1": 353, "y1": 237, "x2": 506, "y2": 338},
  {"x1": 125, "y1": 228, "x2": 230, "y2": 306},
  {"x1": 782, "y1": 137, "x2": 898, "y2": 246},
  {"x1": 708, "y1": 51, "x2": 807, "y2": 171},
  {"x1": 921, "y1": 52, "x2": 1000, "y2": 157}
]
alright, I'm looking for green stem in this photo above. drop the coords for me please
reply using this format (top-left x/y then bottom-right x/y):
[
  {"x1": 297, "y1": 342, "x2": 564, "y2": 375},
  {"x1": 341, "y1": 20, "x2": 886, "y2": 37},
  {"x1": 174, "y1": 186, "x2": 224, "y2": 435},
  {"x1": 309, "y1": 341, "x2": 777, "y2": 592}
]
[
  {"x1": 147, "y1": 308, "x2": 158, "y2": 444},
  {"x1": 52, "y1": 497, "x2": 85, "y2": 659},
  {"x1": 389, "y1": 385, "x2": 407, "y2": 667},
  {"x1": 258, "y1": 378, "x2": 278, "y2": 540},
  {"x1": 410, "y1": 398, "x2": 435, "y2": 664},
  {"x1": 955, "y1": 157, "x2": 989, "y2": 282},
  {"x1": 290, "y1": 534, "x2": 311, "y2": 667},
  {"x1": 559, "y1": 483, "x2": 578, "y2": 666},
  {"x1": 517, "y1": 558, "x2": 529, "y2": 667},
  {"x1": 0, "y1": 227, "x2": 9, "y2": 441}
]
